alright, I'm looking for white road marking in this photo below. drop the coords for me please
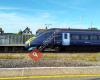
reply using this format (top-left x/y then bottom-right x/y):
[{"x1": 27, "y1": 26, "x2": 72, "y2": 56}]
[{"x1": 0, "y1": 66, "x2": 100, "y2": 70}]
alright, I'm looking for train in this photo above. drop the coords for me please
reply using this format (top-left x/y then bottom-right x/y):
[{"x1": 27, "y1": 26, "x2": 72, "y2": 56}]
[{"x1": 25, "y1": 28, "x2": 100, "y2": 52}]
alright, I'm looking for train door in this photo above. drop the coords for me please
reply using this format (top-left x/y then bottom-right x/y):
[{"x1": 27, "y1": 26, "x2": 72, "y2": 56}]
[{"x1": 62, "y1": 33, "x2": 70, "y2": 45}]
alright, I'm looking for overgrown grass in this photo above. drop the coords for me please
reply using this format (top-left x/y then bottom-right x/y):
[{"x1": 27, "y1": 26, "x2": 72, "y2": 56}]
[
  {"x1": 0, "y1": 54, "x2": 26, "y2": 59},
  {"x1": 43, "y1": 53, "x2": 100, "y2": 62},
  {"x1": 0, "y1": 53, "x2": 100, "y2": 62}
]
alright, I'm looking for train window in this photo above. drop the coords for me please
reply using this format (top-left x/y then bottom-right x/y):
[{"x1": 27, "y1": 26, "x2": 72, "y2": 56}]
[
  {"x1": 90, "y1": 35, "x2": 98, "y2": 40},
  {"x1": 81, "y1": 35, "x2": 89, "y2": 40},
  {"x1": 98, "y1": 36, "x2": 100, "y2": 40},
  {"x1": 64, "y1": 34, "x2": 67, "y2": 39},
  {"x1": 71, "y1": 35, "x2": 80, "y2": 40},
  {"x1": 44, "y1": 32, "x2": 52, "y2": 38}
]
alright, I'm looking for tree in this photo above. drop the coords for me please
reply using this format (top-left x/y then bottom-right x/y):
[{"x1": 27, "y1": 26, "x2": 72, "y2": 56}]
[{"x1": 18, "y1": 30, "x2": 23, "y2": 35}]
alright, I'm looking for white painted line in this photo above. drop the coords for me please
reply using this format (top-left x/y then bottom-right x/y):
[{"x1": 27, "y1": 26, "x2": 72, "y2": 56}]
[{"x1": 0, "y1": 66, "x2": 100, "y2": 70}]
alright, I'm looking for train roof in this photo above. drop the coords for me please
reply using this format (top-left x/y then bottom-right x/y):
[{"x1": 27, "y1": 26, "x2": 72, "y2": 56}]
[
  {"x1": 46, "y1": 28, "x2": 100, "y2": 33},
  {"x1": 48, "y1": 28, "x2": 99, "y2": 31},
  {"x1": 36, "y1": 28, "x2": 100, "y2": 36}
]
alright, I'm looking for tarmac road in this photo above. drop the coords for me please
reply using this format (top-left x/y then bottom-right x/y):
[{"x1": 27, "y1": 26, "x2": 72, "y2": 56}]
[
  {"x1": 1, "y1": 67, "x2": 100, "y2": 80},
  {"x1": 21, "y1": 77, "x2": 100, "y2": 80}
]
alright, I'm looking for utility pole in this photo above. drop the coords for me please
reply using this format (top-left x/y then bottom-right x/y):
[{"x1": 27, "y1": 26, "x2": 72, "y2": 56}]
[
  {"x1": 79, "y1": 16, "x2": 82, "y2": 29},
  {"x1": 45, "y1": 24, "x2": 52, "y2": 29},
  {"x1": 90, "y1": 21, "x2": 93, "y2": 29}
]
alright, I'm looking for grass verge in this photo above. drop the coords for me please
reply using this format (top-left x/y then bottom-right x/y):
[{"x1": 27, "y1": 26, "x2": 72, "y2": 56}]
[{"x1": 0, "y1": 53, "x2": 100, "y2": 62}]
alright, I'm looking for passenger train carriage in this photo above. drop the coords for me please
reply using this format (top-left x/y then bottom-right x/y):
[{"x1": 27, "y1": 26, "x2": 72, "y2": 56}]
[{"x1": 25, "y1": 28, "x2": 100, "y2": 52}]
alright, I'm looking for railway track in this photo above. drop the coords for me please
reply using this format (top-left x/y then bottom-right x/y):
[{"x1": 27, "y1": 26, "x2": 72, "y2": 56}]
[
  {"x1": 0, "y1": 45, "x2": 100, "y2": 53},
  {"x1": 43, "y1": 45, "x2": 100, "y2": 53}
]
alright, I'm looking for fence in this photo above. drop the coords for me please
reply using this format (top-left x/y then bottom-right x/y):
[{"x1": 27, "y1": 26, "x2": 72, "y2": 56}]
[{"x1": 0, "y1": 34, "x2": 33, "y2": 45}]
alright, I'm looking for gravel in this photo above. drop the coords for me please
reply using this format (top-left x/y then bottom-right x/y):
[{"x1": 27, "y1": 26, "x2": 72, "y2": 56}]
[{"x1": 0, "y1": 59, "x2": 99, "y2": 68}]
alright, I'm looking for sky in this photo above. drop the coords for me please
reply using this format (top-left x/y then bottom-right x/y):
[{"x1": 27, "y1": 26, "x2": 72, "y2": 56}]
[{"x1": 0, "y1": 0, "x2": 100, "y2": 34}]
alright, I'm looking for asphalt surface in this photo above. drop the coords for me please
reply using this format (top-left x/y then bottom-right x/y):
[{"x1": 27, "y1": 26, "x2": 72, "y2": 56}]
[{"x1": 22, "y1": 77, "x2": 100, "y2": 80}]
